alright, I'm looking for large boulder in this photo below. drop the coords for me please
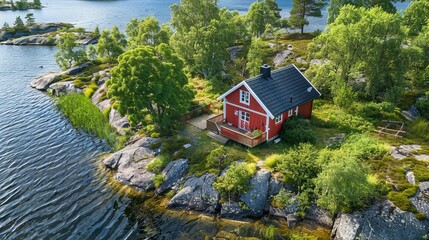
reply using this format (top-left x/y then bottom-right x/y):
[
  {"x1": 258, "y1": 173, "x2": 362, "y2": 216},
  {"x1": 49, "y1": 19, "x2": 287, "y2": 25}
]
[
  {"x1": 109, "y1": 108, "x2": 130, "y2": 135},
  {"x1": 219, "y1": 202, "x2": 247, "y2": 219},
  {"x1": 47, "y1": 81, "x2": 82, "y2": 96},
  {"x1": 239, "y1": 169, "x2": 271, "y2": 217},
  {"x1": 305, "y1": 204, "x2": 333, "y2": 228},
  {"x1": 274, "y1": 50, "x2": 293, "y2": 67},
  {"x1": 410, "y1": 181, "x2": 429, "y2": 218},
  {"x1": 103, "y1": 137, "x2": 160, "y2": 191},
  {"x1": 155, "y1": 159, "x2": 189, "y2": 195},
  {"x1": 167, "y1": 173, "x2": 220, "y2": 213},
  {"x1": 96, "y1": 99, "x2": 111, "y2": 112},
  {"x1": 269, "y1": 196, "x2": 299, "y2": 219},
  {"x1": 30, "y1": 62, "x2": 91, "y2": 90},
  {"x1": 91, "y1": 83, "x2": 107, "y2": 104},
  {"x1": 331, "y1": 200, "x2": 429, "y2": 240}
]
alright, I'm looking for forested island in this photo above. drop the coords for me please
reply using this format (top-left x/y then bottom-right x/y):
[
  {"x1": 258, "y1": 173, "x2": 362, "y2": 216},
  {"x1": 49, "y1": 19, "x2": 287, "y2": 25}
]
[
  {"x1": 27, "y1": 0, "x2": 429, "y2": 239},
  {"x1": 0, "y1": 0, "x2": 42, "y2": 10}
]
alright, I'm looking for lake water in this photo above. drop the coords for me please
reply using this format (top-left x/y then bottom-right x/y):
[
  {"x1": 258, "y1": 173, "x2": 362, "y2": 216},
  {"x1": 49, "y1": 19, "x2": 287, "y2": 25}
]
[{"x1": 0, "y1": 0, "x2": 409, "y2": 239}]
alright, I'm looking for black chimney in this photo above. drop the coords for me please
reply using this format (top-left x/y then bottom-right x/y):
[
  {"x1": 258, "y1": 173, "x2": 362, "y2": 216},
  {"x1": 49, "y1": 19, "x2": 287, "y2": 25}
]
[{"x1": 260, "y1": 64, "x2": 271, "y2": 78}]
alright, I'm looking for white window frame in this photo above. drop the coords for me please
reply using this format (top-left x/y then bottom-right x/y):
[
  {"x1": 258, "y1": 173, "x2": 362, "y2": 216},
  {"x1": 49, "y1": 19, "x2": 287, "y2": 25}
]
[
  {"x1": 240, "y1": 90, "x2": 250, "y2": 105},
  {"x1": 275, "y1": 114, "x2": 283, "y2": 124},
  {"x1": 288, "y1": 109, "x2": 294, "y2": 117},
  {"x1": 240, "y1": 111, "x2": 250, "y2": 122}
]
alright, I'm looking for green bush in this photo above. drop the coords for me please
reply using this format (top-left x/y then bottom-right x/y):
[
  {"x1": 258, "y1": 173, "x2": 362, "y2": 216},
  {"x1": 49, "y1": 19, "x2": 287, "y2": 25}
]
[
  {"x1": 410, "y1": 118, "x2": 429, "y2": 142},
  {"x1": 56, "y1": 94, "x2": 115, "y2": 145},
  {"x1": 154, "y1": 174, "x2": 165, "y2": 188},
  {"x1": 264, "y1": 225, "x2": 277, "y2": 240},
  {"x1": 416, "y1": 97, "x2": 429, "y2": 120},
  {"x1": 146, "y1": 155, "x2": 170, "y2": 174},
  {"x1": 281, "y1": 117, "x2": 317, "y2": 145},
  {"x1": 206, "y1": 146, "x2": 230, "y2": 170},
  {"x1": 276, "y1": 143, "x2": 319, "y2": 191},
  {"x1": 341, "y1": 134, "x2": 389, "y2": 160},
  {"x1": 84, "y1": 82, "x2": 98, "y2": 98},
  {"x1": 264, "y1": 154, "x2": 283, "y2": 168},
  {"x1": 213, "y1": 162, "x2": 256, "y2": 202},
  {"x1": 272, "y1": 188, "x2": 293, "y2": 208}
]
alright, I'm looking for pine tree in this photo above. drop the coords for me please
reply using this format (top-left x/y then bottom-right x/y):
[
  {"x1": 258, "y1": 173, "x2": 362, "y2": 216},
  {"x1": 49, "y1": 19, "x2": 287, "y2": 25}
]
[{"x1": 289, "y1": 0, "x2": 327, "y2": 34}]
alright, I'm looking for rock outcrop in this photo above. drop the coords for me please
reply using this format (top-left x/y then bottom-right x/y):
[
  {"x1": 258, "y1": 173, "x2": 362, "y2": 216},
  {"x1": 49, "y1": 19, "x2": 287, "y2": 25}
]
[
  {"x1": 91, "y1": 83, "x2": 107, "y2": 104},
  {"x1": 167, "y1": 173, "x2": 220, "y2": 213},
  {"x1": 239, "y1": 169, "x2": 271, "y2": 217},
  {"x1": 410, "y1": 182, "x2": 429, "y2": 218},
  {"x1": 274, "y1": 50, "x2": 293, "y2": 67},
  {"x1": 331, "y1": 200, "x2": 429, "y2": 240},
  {"x1": 390, "y1": 145, "x2": 429, "y2": 160},
  {"x1": 47, "y1": 81, "x2": 82, "y2": 96},
  {"x1": 269, "y1": 196, "x2": 299, "y2": 219},
  {"x1": 0, "y1": 23, "x2": 71, "y2": 42},
  {"x1": 109, "y1": 108, "x2": 130, "y2": 135},
  {"x1": 103, "y1": 137, "x2": 159, "y2": 191},
  {"x1": 305, "y1": 204, "x2": 333, "y2": 228},
  {"x1": 155, "y1": 159, "x2": 189, "y2": 195},
  {"x1": 30, "y1": 62, "x2": 91, "y2": 90}
]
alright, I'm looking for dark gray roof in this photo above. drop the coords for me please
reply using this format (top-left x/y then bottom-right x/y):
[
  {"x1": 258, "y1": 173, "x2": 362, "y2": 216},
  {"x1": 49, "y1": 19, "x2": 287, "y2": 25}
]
[{"x1": 246, "y1": 65, "x2": 321, "y2": 117}]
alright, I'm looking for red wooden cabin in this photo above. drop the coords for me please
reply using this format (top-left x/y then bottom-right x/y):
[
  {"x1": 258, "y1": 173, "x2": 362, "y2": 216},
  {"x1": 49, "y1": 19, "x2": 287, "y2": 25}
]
[{"x1": 207, "y1": 64, "x2": 321, "y2": 147}]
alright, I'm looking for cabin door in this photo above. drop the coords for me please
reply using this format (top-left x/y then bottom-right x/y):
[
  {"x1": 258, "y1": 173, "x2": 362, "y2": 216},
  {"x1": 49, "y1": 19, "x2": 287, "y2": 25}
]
[{"x1": 239, "y1": 111, "x2": 250, "y2": 131}]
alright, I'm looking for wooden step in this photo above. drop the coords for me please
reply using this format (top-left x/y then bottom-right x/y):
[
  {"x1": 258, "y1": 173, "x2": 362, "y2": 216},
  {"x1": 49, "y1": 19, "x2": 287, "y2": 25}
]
[{"x1": 207, "y1": 131, "x2": 229, "y2": 145}]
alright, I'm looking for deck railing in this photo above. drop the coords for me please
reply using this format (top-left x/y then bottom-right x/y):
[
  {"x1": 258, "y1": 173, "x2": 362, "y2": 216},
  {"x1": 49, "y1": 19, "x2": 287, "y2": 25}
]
[
  {"x1": 220, "y1": 126, "x2": 266, "y2": 147},
  {"x1": 207, "y1": 114, "x2": 223, "y2": 134}
]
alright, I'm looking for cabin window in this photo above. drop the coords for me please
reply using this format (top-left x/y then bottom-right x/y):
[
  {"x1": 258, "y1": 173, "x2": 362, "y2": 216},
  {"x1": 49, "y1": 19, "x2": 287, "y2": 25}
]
[
  {"x1": 240, "y1": 90, "x2": 250, "y2": 105},
  {"x1": 288, "y1": 109, "x2": 294, "y2": 117},
  {"x1": 240, "y1": 111, "x2": 250, "y2": 122},
  {"x1": 275, "y1": 114, "x2": 283, "y2": 124}
]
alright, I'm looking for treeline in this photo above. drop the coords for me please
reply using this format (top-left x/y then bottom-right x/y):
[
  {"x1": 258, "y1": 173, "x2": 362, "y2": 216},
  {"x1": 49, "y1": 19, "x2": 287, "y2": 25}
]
[
  {"x1": 2, "y1": 13, "x2": 36, "y2": 32},
  {"x1": 0, "y1": 0, "x2": 41, "y2": 10}
]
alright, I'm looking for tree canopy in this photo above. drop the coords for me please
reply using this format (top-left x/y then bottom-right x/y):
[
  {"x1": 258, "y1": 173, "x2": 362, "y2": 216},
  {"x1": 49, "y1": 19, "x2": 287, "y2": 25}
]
[
  {"x1": 327, "y1": 0, "x2": 397, "y2": 23},
  {"x1": 246, "y1": 0, "x2": 282, "y2": 37},
  {"x1": 54, "y1": 33, "x2": 87, "y2": 70},
  {"x1": 289, "y1": 0, "x2": 327, "y2": 33},
  {"x1": 96, "y1": 26, "x2": 127, "y2": 63},
  {"x1": 107, "y1": 44, "x2": 194, "y2": 132},
  {"x1": 125, "y1": 16, "x2": 171, "y2": 48},
  {"x1": 403, "y1": 0, "x2": 429, "y2": 36},
  {"x1": 308, "y1": 5, "x2": 407, "y2": 103}
]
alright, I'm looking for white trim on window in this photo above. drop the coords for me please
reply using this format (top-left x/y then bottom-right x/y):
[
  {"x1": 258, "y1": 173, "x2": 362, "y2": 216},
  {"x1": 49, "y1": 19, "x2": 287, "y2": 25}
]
[
  {"x1": 295, "y1": 106, "x2": 299, "y2": 116},
  {"x1": 239, "y1": 90, "x2": 250, "y2": 105},
  {"x1": 225, "y1": 101, "x2": 266, "y2": 117},
  {"x1": 288, "y1": 109, "x2": 294, "y2": 117},
  {"x1": 275, "y1": 114, "x2": 283, "y2": 124}
]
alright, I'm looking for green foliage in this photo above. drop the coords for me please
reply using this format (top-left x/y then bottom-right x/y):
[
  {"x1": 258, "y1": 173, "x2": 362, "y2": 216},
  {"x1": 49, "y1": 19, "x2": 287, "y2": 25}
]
[
  {"x1": 84, "y1": 81, "x2": 98, "y2": 98},
  {"x1": 213, "y1": 162, "x2": 256, "y2": 202},
  {"x1": 13, "y1": 16, "x2": 26, "y2": 32},
  {"x1": 387, "y1": 191, "x2": 417, "y2": 213},
  {"x1": 246, "y1": 0, "x2": 281, "y2": 37},
  {"x1": 154, "y1": 174, "x2": 165, "y2": 188},
  {"x1": 96, "y1": 26, "x2": 126, "y2": 63},
  {"x1": 126, "y1": 16, "x2": 171, "y2": 48},
  {"x1": 416, "y1": 96, "x2": 429, "y2": 120},
  {"x1": 272, "y1": 188, "x2": 293, "y2": 208},
  {"x1": 315, "y1": 154, "x2": 376, "y2": 214},
  {"x1": 276, "y1": 143, "x2": 319, "y2": 191},
  {"x1": 410, "y1": 118, "x2": 429, "y2": 142},
  {"x1": 246, "y1": 38, "x2": 266, "y2": 77},
  {"x1": 415, "y1": 212, "x2": 426, "y2": 221},
  {"x1": 108, "y1": 44, "x2": 194, "y2": 133},
  {"x1": 264, "y1": 225, "x2": 277, "y2": 240},
  {"x1": 25, "y1": 13, "x2": 35, "y2": 25},
  {"x1": 327, "y1": 0, "x2": 396, "y2": 23},
  {"x1": 281, "y1": 117, "x2": 317, "y2": 145},
  {"x1": 147, "y1": 155, "x2": 171, "y2": 174},
  {"x1": 290, "y1": 0, "x2": 327, "y2": 33},
  {"x1": 341, "y1": 134, "x2": 389, "y2": 160},
  {"x1": 54, "y1": 33, "x2": 88, "y2": 70},
  {"x1": 264, "y1": 153, "x2": 283, "y2": 168},
  {"x1": 403, "y1": 0, "x2": 429, "y2": 36},
  {"x1": 206, "y1": 146, "x2": 230, "y2": 170},
  {"x1": 309, "y1": 6, "x2": 408, "y2": 103},
  {"x1": 56, "y1": 94, "x2": 115, "y2": 145},
  {"x1": 332, "y1": 82, "x2": 355, "y2": 109}
]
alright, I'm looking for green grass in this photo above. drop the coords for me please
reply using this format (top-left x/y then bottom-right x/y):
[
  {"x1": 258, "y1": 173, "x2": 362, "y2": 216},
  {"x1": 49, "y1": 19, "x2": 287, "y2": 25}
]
[
  {"x1": 56, "y1": 94, "x2": 116, "y2": 145},
  {"x1": 146, "y1": 155, "x2": 171, "y2": 174}
]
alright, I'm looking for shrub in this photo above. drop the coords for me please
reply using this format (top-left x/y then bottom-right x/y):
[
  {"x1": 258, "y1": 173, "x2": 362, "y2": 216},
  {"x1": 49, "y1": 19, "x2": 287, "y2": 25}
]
[
  {"x1": 84, "y1": 82, "x2": 98, "y2": 98},
  {"x1": 315, "y1": 155, "x2": 376, "y2": 214},
  {"x1": 252, "y1": 129, "x2": 263, "y2": 137},
  {"x1": 264, "y1": 225, "x2": 277, "y2": 240},
  {"x1": 213, "y1": 162, "x2": 256, "y2": 202},
  {"x1": 206, "y1": 146, "x2": 230, "y2": 170},
  {"x1": 416, "y1": 97, "x2": 429, "y2": 120},
  {"x1": 154, "y1": 174, "x2": 165, "y2": 188},
  {"x1": 264, "y1": 154, "x2": 283, "y2": 168},
  {"x1": 341, "y1": 134, "x2": 389, "y2": 160},
  {"x1": 281, "y1": 117, "x2": 317, "y2": 145},
  {"x1": 276, "y1": 143, "x2": 319, "y2": 191},
  {"x1": 272, "y1": 188, "x2": 293, "y2": 208},
  {"x1": 410, "y1": 118, "x2": 429, "y2": 142},
  {"x1": 56, "y1": 94, "x2": 115, "y2": 145},
  {"x1": 146, "y1": 155, "x2": 170, "y2": 174}
]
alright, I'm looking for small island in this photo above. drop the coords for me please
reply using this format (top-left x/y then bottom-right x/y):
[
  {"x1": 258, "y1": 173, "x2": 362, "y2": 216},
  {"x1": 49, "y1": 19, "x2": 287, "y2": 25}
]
[
  {"x1": 0, "y1": 14, "x2": 99, "y2": 45},
  {"x1": 0, "y1": 0, "x2": 42, "y2": 11}
]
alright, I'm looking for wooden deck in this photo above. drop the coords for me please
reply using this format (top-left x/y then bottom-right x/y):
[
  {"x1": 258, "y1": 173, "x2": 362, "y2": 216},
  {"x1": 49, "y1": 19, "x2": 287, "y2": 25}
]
[{"x1": 207, "y1": 114, "x2": 266, "y2": 147}]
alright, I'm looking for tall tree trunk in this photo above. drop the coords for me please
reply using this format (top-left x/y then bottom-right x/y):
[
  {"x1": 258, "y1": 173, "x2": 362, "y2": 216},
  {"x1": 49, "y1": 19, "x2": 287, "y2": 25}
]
[{"x1": 301, "y1": 24, "x2": 304, "y2": 34}]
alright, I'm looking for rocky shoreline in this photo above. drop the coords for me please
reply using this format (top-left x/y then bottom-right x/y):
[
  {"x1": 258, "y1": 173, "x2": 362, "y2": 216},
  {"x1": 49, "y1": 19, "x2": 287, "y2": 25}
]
[
  {"x1": 30, "y1": 65, "x2": 429, "y2": 239},
  {"x1": 0, "y1": 22, "x2": 98, "y2": 46}
]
